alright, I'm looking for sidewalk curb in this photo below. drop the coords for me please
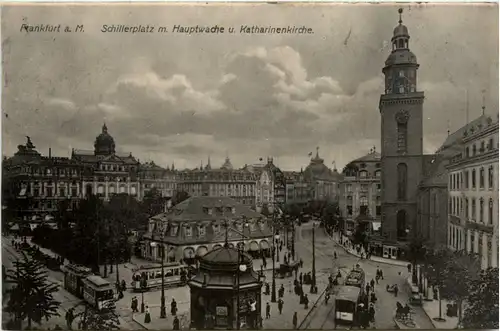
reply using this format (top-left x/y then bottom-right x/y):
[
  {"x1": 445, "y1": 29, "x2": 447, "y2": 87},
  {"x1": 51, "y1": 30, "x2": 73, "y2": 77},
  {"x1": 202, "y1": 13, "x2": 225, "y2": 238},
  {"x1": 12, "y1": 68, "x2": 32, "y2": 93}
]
[{"x1": 326, "y1": 233, "x2": 409, "y2": 268}]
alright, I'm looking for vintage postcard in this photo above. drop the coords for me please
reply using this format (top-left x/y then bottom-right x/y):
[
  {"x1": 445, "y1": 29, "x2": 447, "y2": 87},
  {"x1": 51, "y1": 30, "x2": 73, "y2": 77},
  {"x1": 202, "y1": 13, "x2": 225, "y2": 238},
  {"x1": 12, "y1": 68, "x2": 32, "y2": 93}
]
[{"x1": 1, "y1": 3, "x2": 498, "y2": 331}]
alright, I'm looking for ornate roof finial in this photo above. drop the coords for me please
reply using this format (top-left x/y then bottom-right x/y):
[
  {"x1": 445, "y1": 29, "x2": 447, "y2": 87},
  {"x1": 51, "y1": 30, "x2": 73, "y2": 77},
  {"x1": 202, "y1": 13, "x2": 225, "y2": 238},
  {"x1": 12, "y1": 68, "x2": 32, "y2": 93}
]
[
  {"x1": 482, "y1": 89, "x2": 486, "y2": 116},
  {"x1": 102, "y1": 122, "x2": 108, "y2": 133},
  {"x1": 316, "y1": 146, "x2": 319, "y2": 158},
  {"x1": 398, "y1": 8, "x2": 403, "y2": 24}
]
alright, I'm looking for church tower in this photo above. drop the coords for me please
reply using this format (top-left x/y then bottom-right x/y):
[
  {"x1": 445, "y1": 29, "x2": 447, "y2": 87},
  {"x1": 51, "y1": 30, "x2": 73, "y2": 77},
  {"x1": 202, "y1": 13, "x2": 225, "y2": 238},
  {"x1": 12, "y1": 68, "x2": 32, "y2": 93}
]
[{"x1": 380, "y1": 9, "x2": 424, "y2": 243}]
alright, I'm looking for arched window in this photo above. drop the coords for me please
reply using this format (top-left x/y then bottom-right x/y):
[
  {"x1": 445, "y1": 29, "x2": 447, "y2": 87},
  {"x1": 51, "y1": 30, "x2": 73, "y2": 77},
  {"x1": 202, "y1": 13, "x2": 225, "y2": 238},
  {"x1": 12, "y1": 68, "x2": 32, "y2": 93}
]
[
  {"x1": 472, "y1": 169, "x2": 476, "y2": 188},
  {"x1": 479, "y1": 198, "x2": 484, "y2": 222},
  {"x1": 397, "y1": 163, "x2": 408, "y2": 200},
  {"x1": 397, "y1": 210, "x2": 407, "y2": 238},
  {"x1": 397, "y1": 122, "x2": 408, "y2": 152}
]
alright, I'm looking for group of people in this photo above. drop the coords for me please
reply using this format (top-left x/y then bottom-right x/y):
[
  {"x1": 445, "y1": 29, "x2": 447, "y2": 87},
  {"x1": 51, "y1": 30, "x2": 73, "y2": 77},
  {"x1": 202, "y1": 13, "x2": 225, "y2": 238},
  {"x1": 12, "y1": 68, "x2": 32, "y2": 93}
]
[{"x1": 136, "y1": 297, "x2": 179, "y2": 328}]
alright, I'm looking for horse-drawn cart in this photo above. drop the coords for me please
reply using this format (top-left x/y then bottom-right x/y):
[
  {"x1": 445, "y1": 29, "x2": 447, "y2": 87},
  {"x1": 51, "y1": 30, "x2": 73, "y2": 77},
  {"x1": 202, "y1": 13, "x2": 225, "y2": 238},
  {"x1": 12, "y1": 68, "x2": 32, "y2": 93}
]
[{"x1": 277, "y1": 261, "x2": 300, "y2": 279}]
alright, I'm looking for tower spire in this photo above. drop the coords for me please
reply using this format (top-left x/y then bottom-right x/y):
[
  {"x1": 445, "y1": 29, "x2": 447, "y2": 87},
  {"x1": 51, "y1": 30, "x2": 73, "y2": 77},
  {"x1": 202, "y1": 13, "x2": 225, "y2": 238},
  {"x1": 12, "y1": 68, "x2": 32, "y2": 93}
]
[
  {"x1": 316, "y1": 146, "x2": 319, "y2": 158},
  {"x1": 102, "y1": 122, "x2": 108, "y2": 133},
  {"x1": 398, "y1": 8, "x2": 403, "y2": 24}
]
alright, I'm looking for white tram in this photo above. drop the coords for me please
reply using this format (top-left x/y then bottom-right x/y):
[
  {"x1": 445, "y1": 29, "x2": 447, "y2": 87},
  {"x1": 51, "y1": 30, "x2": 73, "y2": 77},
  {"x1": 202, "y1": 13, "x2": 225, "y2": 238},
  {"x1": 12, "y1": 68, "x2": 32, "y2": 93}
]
[
  {"x1": 131, "y1": 262, "x2": 189, "y2": 291},
  {"x1": 82, "y1": 275, "x2": 116, "y2": 311}
]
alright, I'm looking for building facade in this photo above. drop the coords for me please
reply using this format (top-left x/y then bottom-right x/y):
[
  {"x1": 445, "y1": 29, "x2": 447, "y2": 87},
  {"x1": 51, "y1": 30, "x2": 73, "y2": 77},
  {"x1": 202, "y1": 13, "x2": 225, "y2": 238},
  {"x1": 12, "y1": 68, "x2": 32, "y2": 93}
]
[
  {"x1": 71, "y1": 124, "x2": 141, "y2": 200},
  {"x1": 3, "y1": 138, "x2": 84, "y2": 221},
  {"x1": 284, "y1": 171, "x2": 310, "y2": 205},
  {"x1": 340, "y1": 149, "x2": 382, "y2": 233},
  {"x1": 380, "y1": 10, "x2": 425, "y2": 243},
  {"x1": 139, "y1": 161, "x2": 177, "y2": 198},
  {"x1": 142, "y1": 196, "x2": 273, "y2": 263},
  {"x1": 447, "y1": 115, "x2": 499, "y2": 269},
  {"x1": 176, "y1": 157, "x2": 256, "y2": 208},
  {"x1": 3, "y1": 124, "x2": 177, "y2": 223},
  {"x1": 302, "y1": 148, "x2": 341, "y2": 202},
  {"x1": 244, "y1": 157, "x2": 286, "y2": 213}
]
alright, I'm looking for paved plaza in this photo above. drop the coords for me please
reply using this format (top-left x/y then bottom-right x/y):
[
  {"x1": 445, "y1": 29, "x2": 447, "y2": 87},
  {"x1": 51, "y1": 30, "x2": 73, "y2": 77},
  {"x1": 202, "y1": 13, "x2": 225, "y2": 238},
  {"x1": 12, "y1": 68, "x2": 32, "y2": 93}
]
[{"x1": 3, "y1": 224, "x2": 456, "y2": 330}]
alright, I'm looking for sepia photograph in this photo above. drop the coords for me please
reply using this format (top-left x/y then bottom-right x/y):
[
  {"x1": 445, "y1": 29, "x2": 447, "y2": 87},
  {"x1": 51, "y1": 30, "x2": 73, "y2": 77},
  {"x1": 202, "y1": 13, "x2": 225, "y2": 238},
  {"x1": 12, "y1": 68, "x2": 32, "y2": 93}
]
[{"x1": 1, "y1": 3, "x2": 499, "y2": 330}]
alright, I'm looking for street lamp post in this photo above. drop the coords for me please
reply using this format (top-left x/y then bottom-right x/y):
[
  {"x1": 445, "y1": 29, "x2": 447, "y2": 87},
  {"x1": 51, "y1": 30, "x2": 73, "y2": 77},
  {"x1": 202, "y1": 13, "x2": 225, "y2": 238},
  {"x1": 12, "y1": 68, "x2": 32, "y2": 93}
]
[
  {"x1": 291, "y1": 219, "x2": 296, "y2": 260},
  {"x1": 271, "y1": 225, "x2": 278, "y2": 303},
  {"x1": 310, "y1": 220, "x2": 318, "y2": 294},
  {"x1": 236, "y1": 222, "x2": 249, "y2": 330}
]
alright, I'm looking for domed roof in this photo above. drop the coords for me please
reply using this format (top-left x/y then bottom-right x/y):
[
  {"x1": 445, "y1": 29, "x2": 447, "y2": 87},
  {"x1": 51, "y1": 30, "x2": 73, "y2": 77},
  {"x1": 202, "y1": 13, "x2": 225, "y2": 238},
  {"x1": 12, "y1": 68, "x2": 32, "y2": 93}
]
[
  {"x1": 385, "y1": 50, "x2": 418, "y2": 66},
  {"x1": 94, "y1": 123, "x2": 116, "y2": 155},
  {"x1": 202, "y1": 244, "x2": 252, "y2": 265},
  {"x1": 303, "y1": 148, "x2": 335, "y2": 180},
  {"x1": 393, "y1": 23, "x2": 409, "y2": 38}
]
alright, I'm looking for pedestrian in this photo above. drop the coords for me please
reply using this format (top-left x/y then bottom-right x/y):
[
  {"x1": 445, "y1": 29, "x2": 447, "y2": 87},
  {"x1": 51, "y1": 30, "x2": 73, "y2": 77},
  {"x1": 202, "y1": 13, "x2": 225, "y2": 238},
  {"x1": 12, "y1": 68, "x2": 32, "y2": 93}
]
[
  {"x1": 325, "y1": 292, "x2": 330, "y2": 305},
  {"x1": 266, "y1": 302, "x2": 271, "y2": 319},
  {"x1": 171, "y1": 298, "x2": 177, "y2": 316},
  {"x1": 144, "y1": 306, "x2": 151, "y2": 324},
  {"x1": 394, "y1": 284, "x2": 399, "y2": 297},
  {"x1": 299, "y1": 258, "x2": 303, "y2": 268},
  {"x1": 121, "y1": 279, "x2": 127, "y2": 292},
  {"x1": 54, "y1": 324, "x2": 62, "y2": 330},
  {"x1": 380, "y1": 269, "x2": 384, "y2": 280},
  {"x1": 278, "y1": 298, "x2": 284, "y2": 315},
  {"x1": 292, "y1": 312, "x2": 298, "y2": 329},
  {"x1": 279, "y1": 284, "x2": 285, "y2": 298},
  {"x1": 299, "y1": 272, "x2": 303, "y2": 285},
  {"x1": 369, "y1": 303, "x2": 375, "y2": 323},
  {"x1": 407, "y1": 263, "x2": 412, "y2": 274},
  {"x1": 131, "y1": 296, "x2": 138, "y2": 312},
  {"x1": 375, "y1": 274, "x2": 380, "y2": 284},
  {"x1": 173, "y1": 316, "x2": 180, "y2": 330},
  {"x1": 370, "y1": 292, "x2": 377, "y2": 304},
  {"x1": 65, "y1": 308, "x2": 74, "y2": 330},
  {"x1": 304, "y1": 294, "x2": 309, "y2": 309},
  {"x1": 265, "y1": 282, "x2": 270, "y2": 295},
  {"x1": 365, "y1": 283, "x2": 371, "y2": 295},
  {"x1": 370, "y1": 279, "x2": 375, "y2": 290}
]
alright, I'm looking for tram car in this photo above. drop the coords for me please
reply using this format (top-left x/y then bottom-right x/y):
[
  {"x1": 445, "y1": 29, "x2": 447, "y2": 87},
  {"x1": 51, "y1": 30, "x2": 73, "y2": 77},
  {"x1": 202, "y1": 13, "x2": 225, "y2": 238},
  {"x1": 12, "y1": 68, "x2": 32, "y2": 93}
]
[
  {"x1": 344, "y1": 264, "x2": 366, "y2": 290},
  {"x1": 131, "y1": 262, "x2": 189, "y2": 291},
  {"x1": 334, "y1": 285, "x2": 363, "y2": 326},
  {"x1": 60, "y1": 264, "x2": 93, "y2": 299},
  {"x1": 82, "y1": 275, "x2": 116, "y2": 311}
]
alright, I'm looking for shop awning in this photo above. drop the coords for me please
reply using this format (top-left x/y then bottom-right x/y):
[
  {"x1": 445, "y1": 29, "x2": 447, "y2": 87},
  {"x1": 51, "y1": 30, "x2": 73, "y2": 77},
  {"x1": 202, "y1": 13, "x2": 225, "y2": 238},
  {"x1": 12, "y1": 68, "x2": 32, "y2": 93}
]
[
  {"x1": 259, "y1": 240, "x2": 269, "y2": 250},
  {"x1": 249, "y1": 241, "x2": 259, "y2": 251},
  {"x1": 196, "y1": 246, "x2": 208, "y2": 257},
  {"x1": 183, "y1": 247, "x2": 195, "y2": 259}
]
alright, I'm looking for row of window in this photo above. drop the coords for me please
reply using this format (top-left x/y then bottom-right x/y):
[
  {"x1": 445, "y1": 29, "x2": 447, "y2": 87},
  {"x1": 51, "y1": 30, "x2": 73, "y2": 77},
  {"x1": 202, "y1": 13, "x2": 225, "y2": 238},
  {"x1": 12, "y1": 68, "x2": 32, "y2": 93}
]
[
  {"x1": 31, "y1": 187, "x2": 79, "y2": 198},
  {"x1": 346, "y1": 196, "x2": 381, "y2": 204},
  {"x1": 345, "y1": 183, "x2": 381, "y2": 193},
  {"x1": 143, "y1": 183, "x2": 176, "y2": 189},
  {"x1": 449, "y1": 196, "x2": 495, "y2": 225},
  {"x1": 346, "y1": 205, "x2": 382, "y2": 217},
  {"x1": 96, "y1": 185, "x2": 137, "y2": 195},
  {"x1": 465, "y1": 137, "x2": 496, "y2": 158},
  {"x1": 98, "y1": 164, "x2": 134, "y2": 172},
  {"x1": 168, "y1": 222, "x2": 265, "y2": 237},
  {"x1": 30, "y1": 167, "x2": 79, "y2": 176},
  {"x1": 449, "y1": 166, "x2": 495, "y2": 190}
]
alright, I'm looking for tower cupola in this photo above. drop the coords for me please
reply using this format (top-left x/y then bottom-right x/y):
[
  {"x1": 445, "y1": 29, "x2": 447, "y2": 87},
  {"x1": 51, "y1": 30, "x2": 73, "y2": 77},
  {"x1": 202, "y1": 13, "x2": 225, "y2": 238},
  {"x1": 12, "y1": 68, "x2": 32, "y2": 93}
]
[{"x1": 383, "y1": 8, "x2": 419, "y2": 95}]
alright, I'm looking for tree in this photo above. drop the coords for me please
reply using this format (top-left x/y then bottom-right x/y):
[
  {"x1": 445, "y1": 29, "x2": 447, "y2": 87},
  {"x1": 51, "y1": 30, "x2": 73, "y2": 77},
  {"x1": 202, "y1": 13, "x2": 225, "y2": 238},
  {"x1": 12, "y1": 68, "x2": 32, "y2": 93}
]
[
  {"x1": 425, "y1": 248, "x2": 452, "y2": 322},
  {"x1": 5, "y1": 252, "x2": 61, "y2": 329},
  {"x1": 76, "y1": 301, "x2": 120, "y2": 330},
  {"x1": 440, "y1": 251, "x2": 481, "y2": 325},
  {"x1": 407, "y1": 235, "x2": 428, "y2": 285},
  {"x1": 462, "y1": 267, "x2": 499, "y2": 329},
  {"x1": 322, "y1": 202, "x2": 341, "y2": 234},
  {"x1": 352, "y1": 221, "x2": 370, "y2": 248}
]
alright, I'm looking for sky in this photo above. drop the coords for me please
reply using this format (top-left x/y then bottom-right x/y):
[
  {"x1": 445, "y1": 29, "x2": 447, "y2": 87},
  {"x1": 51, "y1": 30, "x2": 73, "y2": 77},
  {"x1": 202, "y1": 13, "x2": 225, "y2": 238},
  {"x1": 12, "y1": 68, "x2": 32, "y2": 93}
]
[{"x1": 1, "y1": 4, "x2": 498, "y2": 171}]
